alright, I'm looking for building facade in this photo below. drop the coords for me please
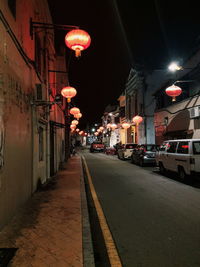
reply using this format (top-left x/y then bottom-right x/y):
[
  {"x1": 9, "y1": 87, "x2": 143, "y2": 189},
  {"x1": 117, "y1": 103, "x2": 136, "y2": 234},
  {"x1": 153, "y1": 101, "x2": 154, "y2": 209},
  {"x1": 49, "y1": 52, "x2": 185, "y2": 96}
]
[
  {"x1": 0, "y1": 0, "x2": 66, "y2": 228},
  {"x1": 154, "y1": 50, "x2": 200, "y2": 145}
]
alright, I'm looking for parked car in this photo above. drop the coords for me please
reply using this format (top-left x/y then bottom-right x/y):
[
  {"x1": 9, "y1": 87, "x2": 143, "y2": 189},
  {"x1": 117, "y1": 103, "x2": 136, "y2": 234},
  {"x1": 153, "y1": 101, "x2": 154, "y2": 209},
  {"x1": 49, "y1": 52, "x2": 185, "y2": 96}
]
[
  {"x1": 117, "y1": 143, "x2": 137, "y2": 160},
  {"x1": 104, "y1": 147, "x2": 117, "y2": 155},
  {"x1": 90, "y1": 142, "x2": 105, "y2": 152},
  {"x1": 155, "y1": 139, "x2": 200, "y2": 180},
  {"x1": 131, "y1": 144, "x2": 160, "y2": 166}
]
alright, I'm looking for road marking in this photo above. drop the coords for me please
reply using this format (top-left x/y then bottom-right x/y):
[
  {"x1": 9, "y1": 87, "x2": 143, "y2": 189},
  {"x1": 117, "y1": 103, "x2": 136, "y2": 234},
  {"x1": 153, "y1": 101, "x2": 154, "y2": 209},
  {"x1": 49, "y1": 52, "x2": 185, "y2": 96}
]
[{"x1": 82, "y1": 156, "x2": 122, "y2": 267}]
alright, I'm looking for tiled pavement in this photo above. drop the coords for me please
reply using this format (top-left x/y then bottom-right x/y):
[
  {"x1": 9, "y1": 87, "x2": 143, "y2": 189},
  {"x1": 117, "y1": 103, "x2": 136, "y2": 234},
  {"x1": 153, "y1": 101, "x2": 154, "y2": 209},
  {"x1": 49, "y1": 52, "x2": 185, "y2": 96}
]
[{"x1": 0, "y1": 155, "x2": 94, "y2": 267}]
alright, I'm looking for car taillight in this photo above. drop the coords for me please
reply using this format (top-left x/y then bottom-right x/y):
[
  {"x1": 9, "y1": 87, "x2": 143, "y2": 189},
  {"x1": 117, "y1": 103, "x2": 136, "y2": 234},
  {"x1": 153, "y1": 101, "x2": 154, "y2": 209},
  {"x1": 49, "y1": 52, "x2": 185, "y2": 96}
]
[{"x1": 190, "y1": 158, "x2": 195, "y2": 164}]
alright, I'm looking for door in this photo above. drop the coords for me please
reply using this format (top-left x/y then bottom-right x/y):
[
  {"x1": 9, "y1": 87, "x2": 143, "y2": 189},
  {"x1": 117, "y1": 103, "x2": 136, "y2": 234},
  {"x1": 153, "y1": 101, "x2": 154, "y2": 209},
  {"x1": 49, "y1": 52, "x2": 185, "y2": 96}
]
[
  {"x1": 176, "y1": 141, "x2": 190, "y2": 174},
  {"x1": 50, "y1": 123, "x2": 55, "y2": 176},
  {"x1": 192, "y1": 141, "x2": 200, "y2": 173},
  {"x1": 165, "y1": 141, "x2": 178, "y2": 171}
]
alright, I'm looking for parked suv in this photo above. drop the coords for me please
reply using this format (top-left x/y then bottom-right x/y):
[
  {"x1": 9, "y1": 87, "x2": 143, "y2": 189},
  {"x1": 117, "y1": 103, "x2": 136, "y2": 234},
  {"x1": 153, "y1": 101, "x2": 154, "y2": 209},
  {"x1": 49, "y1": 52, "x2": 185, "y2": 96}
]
[
  {"x1": 117, "y1": 143, "x2": 137, "y2": 160},
  {"x1": 90, "y1": 142, "x2": 105, "y2": 153},
  {"x1": 156, "y1": 139, "x2": 200, "y2": 180},
  {"x1": 131, "y1": 144, "x2": 160, "y2": 166}
]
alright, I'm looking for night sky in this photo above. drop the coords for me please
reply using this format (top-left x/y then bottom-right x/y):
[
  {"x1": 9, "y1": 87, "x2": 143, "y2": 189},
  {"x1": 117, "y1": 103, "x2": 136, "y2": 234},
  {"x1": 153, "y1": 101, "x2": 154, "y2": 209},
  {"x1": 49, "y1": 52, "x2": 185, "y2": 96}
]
[{"x1": 48, "y1": 0, "x2": 200, "y2": 129}]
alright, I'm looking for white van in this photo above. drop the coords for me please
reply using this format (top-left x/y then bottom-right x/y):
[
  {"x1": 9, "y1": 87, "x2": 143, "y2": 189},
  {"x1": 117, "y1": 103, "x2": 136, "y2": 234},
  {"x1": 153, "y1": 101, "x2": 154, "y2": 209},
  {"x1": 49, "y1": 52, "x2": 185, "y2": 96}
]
[{"x1": 156, "y1": 139, "x2": 200, "y2": 180}]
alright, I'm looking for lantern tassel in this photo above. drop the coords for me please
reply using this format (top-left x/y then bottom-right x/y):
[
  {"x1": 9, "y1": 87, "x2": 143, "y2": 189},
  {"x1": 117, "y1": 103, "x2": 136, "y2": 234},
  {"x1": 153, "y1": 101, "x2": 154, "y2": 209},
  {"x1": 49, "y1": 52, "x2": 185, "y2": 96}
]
[
  {"x1": 172, "y1": 96, "x2": 176, "y2": 102},
  {"x1": 75, "y1": 48, "x2": 81, "y2": 57}
]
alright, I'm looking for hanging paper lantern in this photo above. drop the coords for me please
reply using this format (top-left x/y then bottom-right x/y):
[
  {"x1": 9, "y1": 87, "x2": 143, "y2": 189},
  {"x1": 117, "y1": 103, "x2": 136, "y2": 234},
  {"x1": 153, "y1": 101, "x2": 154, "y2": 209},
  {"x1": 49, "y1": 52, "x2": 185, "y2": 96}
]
[
  {"x1": 99, "y1": 126, "x2": 104, "y2": 131},
  {"x1": 165, "y1": 84, "x2": 182, "y2": 101},
  {"x1": 74, "y1": 112, "x2": 82, "y2": 119},
  {"x1": 94, "y1": 132, "x2": 98, "y2": 136},
  {"x1": 70, "y1": 124, "x2": 76, "y2": 129},
  {"x1": 97, "y1": 129, "x2": 101, "y2": 132},
  {"x1": 107, "y1": 123, "x2": 111, "y2": 129},
  {"x1": 111, "y1": 123, "x2": 117, "y2": 130},
  {"x1": 79, "y1": 131, "x2": 83, "y2": 135},
  {"x1": 122, "y1": 122, "x2": 130, "y2": 129},
  {"x1": 65, "y1": 29, "x2": 91, "y2": 57},
  {"x1": 132, "y1": 115, "x2": 143, "y2": 125},
  {"x1": 76, "y1": 128, "x2": 80, "y2": 132},
  {"x1": 61, "y1": 86, "x2": 77, "y2": 102},
  {"x1": 71, "y1": 120, "x2": 79, "y2": 125},
  {"x1": 70, "y1": 107, "x2": 80, "y2": 115}
]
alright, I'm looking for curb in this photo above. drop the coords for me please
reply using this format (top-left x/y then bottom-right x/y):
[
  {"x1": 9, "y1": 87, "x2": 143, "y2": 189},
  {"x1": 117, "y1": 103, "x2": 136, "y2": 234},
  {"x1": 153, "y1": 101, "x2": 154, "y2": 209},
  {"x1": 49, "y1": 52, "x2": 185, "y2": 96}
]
[{"x1": 79, "y1": 156, "x2": 95, "y2": 267}]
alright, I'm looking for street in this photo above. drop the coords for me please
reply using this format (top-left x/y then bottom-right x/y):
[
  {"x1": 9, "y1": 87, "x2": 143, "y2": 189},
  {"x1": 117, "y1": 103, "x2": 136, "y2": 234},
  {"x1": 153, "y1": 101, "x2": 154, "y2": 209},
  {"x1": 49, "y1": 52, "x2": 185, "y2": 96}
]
[{"x1": 82, "y1": 149, "x2": 200, "y2": 267}]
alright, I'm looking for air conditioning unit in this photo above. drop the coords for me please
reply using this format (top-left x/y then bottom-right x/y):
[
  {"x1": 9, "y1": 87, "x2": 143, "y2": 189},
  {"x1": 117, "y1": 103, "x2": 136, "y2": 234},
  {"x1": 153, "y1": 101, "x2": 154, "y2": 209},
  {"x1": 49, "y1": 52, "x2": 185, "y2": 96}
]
[{"x1": 189, "y1": 106, "x2": 200, "y2": 118}]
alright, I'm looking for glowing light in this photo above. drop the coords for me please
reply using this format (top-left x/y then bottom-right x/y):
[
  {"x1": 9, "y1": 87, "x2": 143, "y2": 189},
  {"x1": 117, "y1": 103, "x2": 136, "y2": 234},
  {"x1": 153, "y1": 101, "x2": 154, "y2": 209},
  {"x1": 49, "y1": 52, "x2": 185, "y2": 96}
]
[
  {"x1": 165, "y1": 84, "x2": 182, "y2": 101},
  {"x1": 168, "y1": 62, "x2": 182, "y2": 72},
  {"x1": 65, "y1": 29, "x2": 91, "y2": 57},
  {"x1": 111, "y1": 123, "x2": 117, "y2": 130},
  {"x1": 71, "y1": 120, "x2": 79, "y2": 125},
  {"x1": 61, "y1": 86, "x2": 77, "y2": 102},
  {"x1": 132, "y1": 115, "x2": 143, "y2": 125},
  {"x1": 70, "y1": 107, "x2": 80, "y2": 115},
  {"x1": 122, "y1": 122, "x2": 130, "y2": 129},
  {"x1": 74, "y1": 112, "x2": 82, "y2": 119}
]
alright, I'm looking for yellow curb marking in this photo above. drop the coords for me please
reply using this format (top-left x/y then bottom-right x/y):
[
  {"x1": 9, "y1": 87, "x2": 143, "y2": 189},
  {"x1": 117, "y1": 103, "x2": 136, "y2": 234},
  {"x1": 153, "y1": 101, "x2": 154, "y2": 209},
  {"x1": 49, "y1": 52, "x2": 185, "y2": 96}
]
[{"x1": 82, "y1": 156, "x2": 122, "y2": 267}]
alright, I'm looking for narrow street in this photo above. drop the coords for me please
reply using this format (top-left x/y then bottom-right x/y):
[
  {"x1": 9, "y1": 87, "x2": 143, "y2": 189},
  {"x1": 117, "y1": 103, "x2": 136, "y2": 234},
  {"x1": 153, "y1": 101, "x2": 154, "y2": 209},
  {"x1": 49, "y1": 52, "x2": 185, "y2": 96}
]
[{"x1": 82, "y1": 149, "x2": 200, "y2": 267}]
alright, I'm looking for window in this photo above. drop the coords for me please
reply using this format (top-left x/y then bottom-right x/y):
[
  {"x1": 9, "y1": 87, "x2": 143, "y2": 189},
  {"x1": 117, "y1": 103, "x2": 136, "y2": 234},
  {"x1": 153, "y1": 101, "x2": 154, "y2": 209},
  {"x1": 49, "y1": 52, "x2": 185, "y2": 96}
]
[
  {"x1": 36, "y1": 84, "x2": 42, "y2": 100},
  {"x1": 159, "y1": 142, "x2": 168, "y2": 151},
  {"x1": 39, "y1": 127, "x2": 44, "y2": 161},
  {"x1": 166, "y1": 142, "x2": 177, "y2": 153},
  {"x1": 177, "y1": 142, "x2": 189, "y2": 154},
  {"x1": 8, "y1": 0, "x2": 16, "y2": 18},
  {"x1": 193, "y1": 142, "x2": 200, "y2": 155}
]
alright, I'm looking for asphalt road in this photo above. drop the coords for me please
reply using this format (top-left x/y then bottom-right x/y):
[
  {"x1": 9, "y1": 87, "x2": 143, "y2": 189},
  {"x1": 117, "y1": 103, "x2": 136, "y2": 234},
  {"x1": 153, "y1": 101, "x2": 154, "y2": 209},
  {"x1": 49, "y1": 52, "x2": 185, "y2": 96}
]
[{"x1": 82, "y1": 149, "x2": 200, "y2": 267}]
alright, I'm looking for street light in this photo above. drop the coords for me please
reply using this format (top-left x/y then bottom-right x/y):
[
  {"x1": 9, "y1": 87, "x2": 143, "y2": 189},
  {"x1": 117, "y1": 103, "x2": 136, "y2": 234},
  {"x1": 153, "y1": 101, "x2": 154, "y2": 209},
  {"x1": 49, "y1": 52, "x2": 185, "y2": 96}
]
[{"x1": 168, "y1": 62, "x2": 183, "y2": 72}]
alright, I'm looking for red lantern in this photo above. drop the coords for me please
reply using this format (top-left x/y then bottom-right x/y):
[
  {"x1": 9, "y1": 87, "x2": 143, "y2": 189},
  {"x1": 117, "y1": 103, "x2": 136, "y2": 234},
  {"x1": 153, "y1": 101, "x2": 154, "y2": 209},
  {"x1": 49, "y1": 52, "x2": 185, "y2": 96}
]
[
  {"x1": 165, "y1": 84, "x2": 182, "y2": 102},
  {"x1": 76, "y1": 128, "x2": 80, "y2": 132},
  {"x1": 70, "y1": 107, "x2": 80, "y2": 115},
  {"x1": 111, "y1": 124, "x2": 117, "y2": 130},
  {"x1": 132, "y1": 115, "x2": 143, "y2": 125},
  {"x1": 99, "y1": 126, "x2": 104, "y2": 131},
  {"x1": 65, "y1": 29, "x2": 91, "y2": 57},
  {"x1": 122, "y1": 122, "x2": 130, "y2": 129},
  {"x1": 71, "y1": 120, "x2": 79, "y2": 125},
  {"x1": 61, "y1": 86, "x2": 77, "y2": 102},
  {"x1": 70, "y1": 124, "x2": 76, "y2": 129},
  {"x1": 74, "y1": 112, "x2": 82, "y2": 119}
]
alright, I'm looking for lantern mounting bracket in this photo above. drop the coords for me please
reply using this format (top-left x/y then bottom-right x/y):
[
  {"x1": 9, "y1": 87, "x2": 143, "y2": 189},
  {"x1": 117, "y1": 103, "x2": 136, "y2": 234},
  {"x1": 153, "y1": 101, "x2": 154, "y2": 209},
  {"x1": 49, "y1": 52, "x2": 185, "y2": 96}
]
[
  {"x1": 30, "y1": 18, "x2": 79, "y2": 39},
  {"x1": 174, "y1": 80, "x2": 195, "y2": 85},
  {"x1": 30, "y1": 100, "x2": 56, "y2": 107}
]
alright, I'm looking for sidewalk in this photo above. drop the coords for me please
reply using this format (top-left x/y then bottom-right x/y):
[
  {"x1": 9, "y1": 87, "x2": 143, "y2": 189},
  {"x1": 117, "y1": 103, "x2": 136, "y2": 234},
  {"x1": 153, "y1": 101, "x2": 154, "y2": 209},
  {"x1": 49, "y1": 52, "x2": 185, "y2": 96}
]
[{"x1": 0, "y1": 155, "x2": 94, "y2": 267}]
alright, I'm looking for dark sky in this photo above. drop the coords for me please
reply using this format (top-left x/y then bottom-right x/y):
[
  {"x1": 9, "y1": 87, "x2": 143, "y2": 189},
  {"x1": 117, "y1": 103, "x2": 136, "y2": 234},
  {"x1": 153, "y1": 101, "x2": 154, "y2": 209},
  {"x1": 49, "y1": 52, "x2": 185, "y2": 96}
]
[{"x1": 48, "y1": 0, "x2": 200, "y2": 128}]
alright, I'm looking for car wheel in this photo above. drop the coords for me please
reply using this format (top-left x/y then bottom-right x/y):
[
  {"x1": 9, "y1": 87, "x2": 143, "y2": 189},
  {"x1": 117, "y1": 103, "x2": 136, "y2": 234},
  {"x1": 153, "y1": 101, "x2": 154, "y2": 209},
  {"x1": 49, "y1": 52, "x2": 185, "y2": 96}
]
[
  {"x1": 131, "y1": 156, "x2": 135, "y2": 164},
  {"x1": 139, "y1": 159, "x2": 144, "y2": 167},
  {"x1": 178, "y1": 167, "x2": 187, "y2": 180},
  {"x1": 159, "y1": 162, "x2": 165, "y2": 174}
]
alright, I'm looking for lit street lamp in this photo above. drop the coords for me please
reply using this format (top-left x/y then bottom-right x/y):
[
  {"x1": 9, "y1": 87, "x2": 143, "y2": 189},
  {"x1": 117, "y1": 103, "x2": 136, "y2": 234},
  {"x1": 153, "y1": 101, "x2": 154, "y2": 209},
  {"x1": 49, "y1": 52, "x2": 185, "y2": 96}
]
[{"x1": 168, "y1": 62, "x2": 183, "y2": 72}]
